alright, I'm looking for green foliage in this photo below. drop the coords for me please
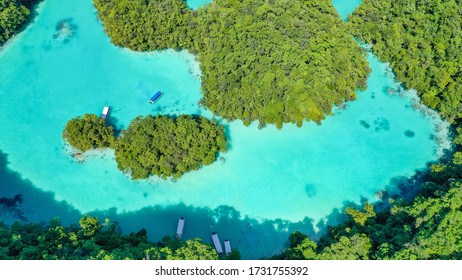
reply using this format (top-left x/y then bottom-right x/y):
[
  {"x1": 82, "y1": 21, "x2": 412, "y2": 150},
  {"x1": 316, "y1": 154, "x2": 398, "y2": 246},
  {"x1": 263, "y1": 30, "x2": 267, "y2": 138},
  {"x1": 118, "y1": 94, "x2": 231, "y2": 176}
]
[
  {"x1": 93, "y1": 0, "x2": 370, "y2": 127},
  {"x1": 288, "y1": 231, "x2": 308, "y2": 248},
  {"x1": 286, "y1": 238, "x2": 318, "y2": 260},
  {"x1": 454, "y1": 152, "x2": 462, "y2": 165},
  {"x1": 62, "y1": 114, "x2": 115, "y2": 152},
  {"x1": 454, "y1": 127, "x2": 462, "y2": 165},
  {"x1": 397, "y1": 182, "x2": 462, "y2": 259},
  {"x1": 319, "y1": 234, "x2": 372, "y2": 260},
  {"x1": 194, "y1": 0, "x2": 370, "y2": 126},
  {"x1": 62, "y1": 113, "x2": 227, "y2": 179},
  {"x1": 115, "y1": 115, "x2": 227, "y2": 179},
  {"x1": 0, "y1": 216, "x2": 225, "y2": 260},
  {"x1": 224, "y1": 249, "x2": 241, "y2": 260},
  {"x1": 349, "y1": 0, "x2": 462, "y2": 122},
  {"x1": 0, "y1": 0, "x2": 30, "y2": 45},
  {"x1": 79, "y1": 215, "x2": 102, "y2": 237},
  {"x1": 455, "y1": 127, "x2": 462, "y2": 146},
  {"x1": 0, "y1": 0, "x2": 40, "y2": 46},
  {"x1": 345, "y1": 203, "x2": 376, "y2": 226},
  {"x1": 93, "y1": 0, "x2": 194, "y2": 51},
  {"x1": 164, "y1": 238, "x2": 219, "y2": 260}
]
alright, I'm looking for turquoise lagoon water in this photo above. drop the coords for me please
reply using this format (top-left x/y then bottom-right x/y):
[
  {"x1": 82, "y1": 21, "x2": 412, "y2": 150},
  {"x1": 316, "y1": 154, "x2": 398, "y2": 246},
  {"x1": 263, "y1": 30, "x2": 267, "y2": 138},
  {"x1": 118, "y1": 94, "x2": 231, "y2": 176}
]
[
  {"x1": 332, "y1": 0, "x2": 363, "y2": 20},
  {"x1": 187, "y1": 0, "x2": 212, "y2": 9},
  {"x1": 0, "y1": 0, "x2": 450, "y2": 258}
]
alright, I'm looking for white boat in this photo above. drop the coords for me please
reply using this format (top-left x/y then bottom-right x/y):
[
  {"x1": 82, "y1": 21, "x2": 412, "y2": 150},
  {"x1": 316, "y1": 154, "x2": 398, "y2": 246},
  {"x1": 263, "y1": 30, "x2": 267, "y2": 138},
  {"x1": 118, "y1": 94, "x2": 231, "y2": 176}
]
[{"x1": 101, "y1": 106, "x2": 110, "y2": 120}]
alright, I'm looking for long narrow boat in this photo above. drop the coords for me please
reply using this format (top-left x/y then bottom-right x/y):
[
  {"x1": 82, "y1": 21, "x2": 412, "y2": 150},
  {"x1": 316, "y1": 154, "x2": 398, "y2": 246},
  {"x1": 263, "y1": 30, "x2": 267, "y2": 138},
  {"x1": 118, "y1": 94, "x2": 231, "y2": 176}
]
[
  {"x1": 149, "y1": 91, "x2": 162, "y2": 104},
  {"x1": 176, "y1": 217, "x2": 185, "y2": 240},
  {"x1": 224, "y1": 240, "x2": 231, "y2": 256},
  {"x1": 211, "y1": 232, "x2": 223, "y2": 256}
]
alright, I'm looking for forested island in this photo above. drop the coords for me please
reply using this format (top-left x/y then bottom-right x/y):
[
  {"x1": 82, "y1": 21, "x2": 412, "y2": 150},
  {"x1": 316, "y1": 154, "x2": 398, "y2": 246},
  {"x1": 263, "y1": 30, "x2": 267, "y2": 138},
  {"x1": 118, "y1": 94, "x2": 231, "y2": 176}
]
[
  {"x1": 115, "y1": 115, "x2": 228, "y2": 179},
  {"x1": 63, "y1": 114, "x2": 227, "y2": 179},
  {"x1": 0, "y1": 0, "x2": 40, "y2": 45},
  {"x1": 94, "y1": 0, "x2": 370, "y2": 127},
  {"x1": 63, "y1": 114, "x2": 116, "y2": 152}
]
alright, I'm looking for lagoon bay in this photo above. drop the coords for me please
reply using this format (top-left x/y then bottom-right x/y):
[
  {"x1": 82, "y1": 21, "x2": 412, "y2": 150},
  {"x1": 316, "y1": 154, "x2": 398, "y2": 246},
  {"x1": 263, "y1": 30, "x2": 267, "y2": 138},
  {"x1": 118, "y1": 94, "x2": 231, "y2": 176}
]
[{"x1": 0, "y1": 0, "x2": 450, "y2": 258}]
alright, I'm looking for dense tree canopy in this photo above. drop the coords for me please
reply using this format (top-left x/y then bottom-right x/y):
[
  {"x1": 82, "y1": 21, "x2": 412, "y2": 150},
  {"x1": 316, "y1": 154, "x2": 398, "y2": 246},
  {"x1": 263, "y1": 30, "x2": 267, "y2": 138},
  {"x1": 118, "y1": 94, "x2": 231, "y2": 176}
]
[
  {"x1": 0, "y1": 0, "x2": 30, "y2": 45},
  {"x1": 62, "y1": 114, "x2": 116, "y2": 152},
  {"x1": 194, "y1": 0, "x2": 370, "y2": 127},
  {"x1": 93, "y1": 0, "x2": 370, "y2": 127},
  {"x1": 0, "y1": 0, "x2": 41, "y2": 45},
  {"x1": 329, "y1": 0, "x2": 462, "y2": 259},
  {"x1": 114, "y1": 115, "x2": 227, "y2": 179},
  {"x1": 93, "y1": 0, "x2": 194, "y2": 51},
  {"x1": 0, "y1": 215, "x2": 221, "y2": 260},
  {"x1": 349, "y1": 0, "x2": 462, "y2": 122}
]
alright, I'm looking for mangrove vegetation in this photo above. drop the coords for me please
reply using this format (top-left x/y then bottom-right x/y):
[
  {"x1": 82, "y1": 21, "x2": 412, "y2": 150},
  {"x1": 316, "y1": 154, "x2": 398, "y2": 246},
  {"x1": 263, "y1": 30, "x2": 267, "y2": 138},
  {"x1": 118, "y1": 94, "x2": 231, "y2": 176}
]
[
  {"x1": 93, "y1": 0, "x2": 371, "y2": 127},
  {"x1": 349, "y1": 0, "x2": 462, "y2": 122},
  {"x1": 114, "y1": 115, "x2": 227, "y2": 179},
  {"x1": 62, "y1": 114, "x2": 116, "y2": 152},
  {"x1": 0, "y1": 0, "x2": 40, "y2": 45},
  {"x1": 93, "y1": 0, "x2": 194, "y2": 51},
  {"x1": 63, "y1": 113, "x2": 227, "y2": 180}
]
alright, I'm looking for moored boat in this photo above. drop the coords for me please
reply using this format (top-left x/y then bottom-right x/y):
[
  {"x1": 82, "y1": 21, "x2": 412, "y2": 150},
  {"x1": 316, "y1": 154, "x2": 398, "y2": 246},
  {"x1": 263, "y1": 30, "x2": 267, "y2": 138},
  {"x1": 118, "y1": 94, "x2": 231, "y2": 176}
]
[
  {"x1": 101, "y1": 106, "x2": 110, "y2": 120},
  {"x1": 211, "y1": 232, "x2": 223, "y2": 255},
  {"x1": 149, "y1": 91, "x2": 162, "y2": 104},
  {"x1": 176, "y1": 217, "x2": 185, "y2": 240},
  {"x1": 224, "y1": 240, "x2": 231, "y2": 256}
]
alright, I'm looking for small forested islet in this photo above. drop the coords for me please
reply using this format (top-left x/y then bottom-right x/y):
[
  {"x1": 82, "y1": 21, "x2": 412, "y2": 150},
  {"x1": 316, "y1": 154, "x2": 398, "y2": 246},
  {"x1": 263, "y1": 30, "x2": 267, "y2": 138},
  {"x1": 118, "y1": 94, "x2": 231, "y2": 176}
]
[
  {"x1": 114, "y1": 115, "x2": 228, "y2": 179},
  {"x1": 63, "y1": 114, "x2": 227, "y2": 179},
  {"x1": 62, "y1": 113, "x2": 116, "y2": 152}
]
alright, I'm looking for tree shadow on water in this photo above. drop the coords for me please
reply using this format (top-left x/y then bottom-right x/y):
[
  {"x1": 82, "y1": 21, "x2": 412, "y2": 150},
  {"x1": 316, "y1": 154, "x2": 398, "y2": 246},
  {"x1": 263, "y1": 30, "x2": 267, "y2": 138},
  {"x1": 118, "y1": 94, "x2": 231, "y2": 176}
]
[
  {"x1": 0, "y1": 149, "x2": 337, "y2": 259},
  {"x1": 0, "y1": 150, "x2": 81, "y2": 224},
  {"x1": 89, "y1": 204, "x2": 324, "y2": 260},
  {"x1": 0, "y1": 148, "x2": 339, "y2": 259},
  {"x1": 2, "y1": 149, "x2": 435, "y2": 259},
  {"x1": 323, "y1": 166, "x2": 437, "y2": 226}
]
